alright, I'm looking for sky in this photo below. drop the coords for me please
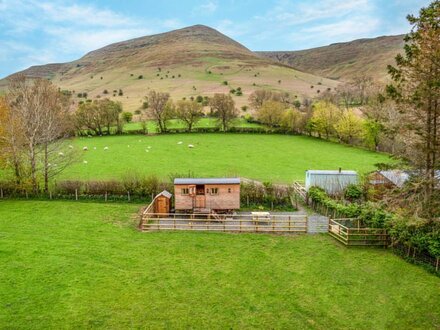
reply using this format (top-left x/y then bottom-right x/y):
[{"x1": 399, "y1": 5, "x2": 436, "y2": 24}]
[{"x1": 0, "y1": 0, "x2": 432, "y2": 78}]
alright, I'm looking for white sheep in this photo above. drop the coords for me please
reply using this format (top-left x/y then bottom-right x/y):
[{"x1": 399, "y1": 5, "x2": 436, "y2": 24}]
[
  {"x1": 83, "y1": 146, "x2": 88, "y2": 151},
  {"x1": 58, "y1": 152, "x2": 64, "y2": 156},
  {"x1": 145, "y1": 149, "x2": 149, "y2": 153},
  {"x1": 148, "y1": 146, "x2": 152, "y2": 149},
  {"x1": 83, "y1": 160, "x2": 88, "y2": 164},
  {"x1": 68, "y1": 145, "x2": 73, "y2": 149},
  {"x1": 188, "y1": 144, "x2": 194, "y2": 148},
  {"x1": 104, "y1": 147, "x2": 109, "y2": 151},
  {"x1": 177, "y1": 141, "x2": 183, "y2": 145}
]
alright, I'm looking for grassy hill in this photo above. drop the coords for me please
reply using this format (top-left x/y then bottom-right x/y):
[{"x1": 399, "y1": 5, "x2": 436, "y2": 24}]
[
  {"x1": 0, "y1": 25, "x2": 338, "y2": 111},
  {"x1": 1, "y1": 200, "x2": 439, "y2": 328},
  {"x1": 257, "y1": 35, "x2": 405, "y2": 81}
]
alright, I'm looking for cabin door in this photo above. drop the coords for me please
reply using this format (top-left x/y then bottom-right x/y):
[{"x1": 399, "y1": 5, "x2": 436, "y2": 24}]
[
  {"x1": 195, "y1": 185, "x2": 206, "y2": 208},
  {"x1": 156, "y1": 197, "x2": 168, "y2": 214}
]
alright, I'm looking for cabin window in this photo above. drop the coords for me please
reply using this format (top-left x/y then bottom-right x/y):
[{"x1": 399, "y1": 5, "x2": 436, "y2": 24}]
[
  {"x1": 210, "y1": 188, "x2": 219, "y2": 195},
  {"x1": 181, "y1": 188, "x2": 189, "y2": 195}
]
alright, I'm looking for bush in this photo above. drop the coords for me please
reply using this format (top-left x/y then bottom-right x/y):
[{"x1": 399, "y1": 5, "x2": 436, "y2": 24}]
[
  {"x1": 344, "y1": 184, "x2": 363, "y2": 201},
  {"x1": 84, "y1": 181, "x2": 125, "y2": 195},
  {"x1": 122, "y1": 112, "x2": 133, "y2": 123},
  {"x1": 55, "y1": 181, "x2": 83, "y2": 195}
]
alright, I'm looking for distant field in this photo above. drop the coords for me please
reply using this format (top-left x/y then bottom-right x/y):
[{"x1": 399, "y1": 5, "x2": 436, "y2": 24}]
[
  {"x1": 62, "y1": 133, "x2": 391, "y2": 182},
  {"x1": 1, "y1": 200, "x2": 439, "y2": 329},
  {"x1": 123, "y1": 117, "x2": 263, "y2": 132}
]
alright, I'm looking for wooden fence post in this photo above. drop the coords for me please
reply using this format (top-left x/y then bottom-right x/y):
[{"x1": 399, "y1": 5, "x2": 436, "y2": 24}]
[
  {"x1": 127, "y1": 191, "x2": 131, "y2": 202},
  {"x1": 0, "y1": 188, "x2": 3, "y2": 199},
  {"x1": 105, "y1": 192, "x2": 108, "y2": 202},
  {"x1": 49, "y1": 191, "x2": 52, "y2": 200},
  {"x1": 75, "y1": 189, "x2": 78, "y2": 201}
]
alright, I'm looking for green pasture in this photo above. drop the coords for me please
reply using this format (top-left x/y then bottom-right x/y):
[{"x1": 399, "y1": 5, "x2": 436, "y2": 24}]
[
  {"x1": 0, "y1": 200, "x2": 438, "y2": 329},
  {"x1": 63, "y1": 133, "x2": 392, "y2": 182}
]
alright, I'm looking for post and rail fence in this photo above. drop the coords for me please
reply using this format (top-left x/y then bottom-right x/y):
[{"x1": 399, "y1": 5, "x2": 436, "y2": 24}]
[{"x1": 139, "y1": 212, "x2": 308, "y2": 234}]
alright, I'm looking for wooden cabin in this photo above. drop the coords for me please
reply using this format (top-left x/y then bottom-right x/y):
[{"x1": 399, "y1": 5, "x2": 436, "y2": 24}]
[
  {"x1": 174, "y1": 178, "x2": 240, "y2": 213},
  {"x1": 305, "y1": 169, "x2": 358, "y2": 195},
  {"x1": 153, "y1": 190, "x2": 172, "y2": 214}
]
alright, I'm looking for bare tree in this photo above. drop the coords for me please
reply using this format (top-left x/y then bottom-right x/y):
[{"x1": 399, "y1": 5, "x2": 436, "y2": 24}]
[
  {"x1": 210, "y1": 94, "x2": 238, "y2": 131},
  {"x1": 175, "y1": 100, "x2": 203, "y2": 132},
  {"x1": 146, "y1": 90, "x2": 173, "y2": 133},
  {"x1": 7, "y1": 75, "x2": 75, "y2": 192},
  {"x1": 248, "y1": 89, "x2": 291, "y2": 110}
]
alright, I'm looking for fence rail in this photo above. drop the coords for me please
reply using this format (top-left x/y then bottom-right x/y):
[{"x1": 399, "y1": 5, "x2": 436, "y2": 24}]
[
  {"x1": 140, "y1": 213, "x2": 308, "y2": 234},
  {"x1": 328, "y1": 218, "x2": 389, "y2": 246}
]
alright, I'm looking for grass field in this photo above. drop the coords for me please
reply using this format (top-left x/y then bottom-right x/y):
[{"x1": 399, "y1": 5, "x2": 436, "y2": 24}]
[
  {"x1": 63, "y1": 133, "x2": 392, "y2": 182},
  {"x1": 0, "y1": 200, "x2": 439, "y2": 329}
]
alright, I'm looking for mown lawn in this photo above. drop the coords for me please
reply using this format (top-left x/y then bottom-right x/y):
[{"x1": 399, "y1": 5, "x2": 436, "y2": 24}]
[
  {"x1": 0, "y1": 200, "x2": 439, "y2": 329},
  {"x1": 64, "y1": 133, "x2": 391, "y2": 182}
]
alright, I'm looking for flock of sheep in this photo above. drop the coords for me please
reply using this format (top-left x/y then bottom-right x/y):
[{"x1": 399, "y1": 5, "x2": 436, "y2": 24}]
[{"x1": 67, "y1": 140, "x2": 196, "y2": 165}]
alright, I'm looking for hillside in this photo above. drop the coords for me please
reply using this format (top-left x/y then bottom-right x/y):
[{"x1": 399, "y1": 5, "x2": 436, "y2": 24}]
[
  {"x1": 257, "y1": 35, "x2": 405, "y2": 81},
  {"x1": 0, "y1": 25, "x2": 338, "y2": 111}
]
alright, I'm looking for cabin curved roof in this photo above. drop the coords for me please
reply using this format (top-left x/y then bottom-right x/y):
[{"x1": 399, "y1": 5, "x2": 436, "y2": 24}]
[
  {"x1": 306, "y1": 170, "x2": 357, "y2": 175},
  {"x1": 174, "y1": 178, "x2": 241, "y2": 185}
]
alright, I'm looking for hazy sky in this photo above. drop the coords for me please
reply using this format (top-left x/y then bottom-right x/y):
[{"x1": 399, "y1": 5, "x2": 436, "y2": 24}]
[{"x1": 0, "y1": 0, "x2": 431, "y2": 78}]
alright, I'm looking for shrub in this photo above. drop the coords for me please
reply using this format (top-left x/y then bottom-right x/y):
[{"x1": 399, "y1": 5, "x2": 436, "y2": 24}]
[
  {"x1": 138, "y1": 75, "x2": 143, "y2": 79},
  {"x1": 344, "y1": 184, "x2": 363, "y2": 201},
  {"x1": 84, "y1": 181, "x2": 125, "y2": 195},
  {"x1": 55, "y1": 181, "x2": 83, "y2": 195},
  {"x1": 222, "y1": 81, "x2": 228, "y2": 85},
  {"x1": 122, "y1": 112, "x2": 133, "y2": 123}
]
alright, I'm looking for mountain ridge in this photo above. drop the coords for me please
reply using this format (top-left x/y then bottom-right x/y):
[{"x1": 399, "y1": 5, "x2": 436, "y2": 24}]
[
  {"x1": 257, "y1": 34, "x2": 405, "y2": 81},
  {"x1": 1, "y1": 26, "x2": 404, "y2": 111}
]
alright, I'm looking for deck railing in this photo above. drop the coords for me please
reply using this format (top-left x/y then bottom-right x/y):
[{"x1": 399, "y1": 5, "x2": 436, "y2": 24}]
[{"x1": 140, "y1": 212, "x2": 308, "y2": 234}]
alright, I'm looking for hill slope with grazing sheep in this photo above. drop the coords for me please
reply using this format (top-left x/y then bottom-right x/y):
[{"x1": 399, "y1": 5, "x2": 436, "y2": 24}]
[{"x1": 0, "y1": 25, "x2": 338, "y2": 111}]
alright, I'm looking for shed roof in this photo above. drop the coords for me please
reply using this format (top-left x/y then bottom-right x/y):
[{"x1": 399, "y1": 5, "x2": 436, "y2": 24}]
[
  {"x1": 378, "y1": 170, "x2": 410, "y2": 188},
  {"x1": 156, "y1": 190, "x2": 172, "y2": 199},
  {"x1": 306, "y1": 170, "x2": 357, "y2": 176},
  {"x1": 174, "y1": 178, "x2": 240, "y2": 185}
]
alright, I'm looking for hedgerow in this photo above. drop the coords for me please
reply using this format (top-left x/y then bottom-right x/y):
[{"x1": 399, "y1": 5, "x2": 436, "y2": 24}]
[{"x1": 308, "y1": 186, "x2": 440, "y2": 265}]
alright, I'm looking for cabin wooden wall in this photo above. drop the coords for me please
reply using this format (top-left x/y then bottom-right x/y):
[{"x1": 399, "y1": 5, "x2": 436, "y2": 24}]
[{"x1": 174, "y1": 184, "x2": 240, "y2": 211}]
